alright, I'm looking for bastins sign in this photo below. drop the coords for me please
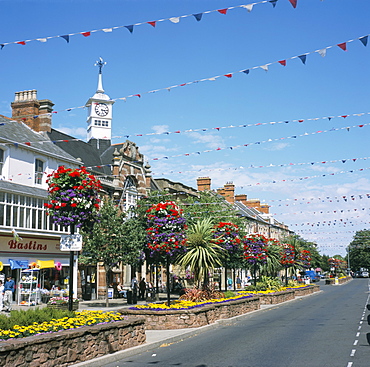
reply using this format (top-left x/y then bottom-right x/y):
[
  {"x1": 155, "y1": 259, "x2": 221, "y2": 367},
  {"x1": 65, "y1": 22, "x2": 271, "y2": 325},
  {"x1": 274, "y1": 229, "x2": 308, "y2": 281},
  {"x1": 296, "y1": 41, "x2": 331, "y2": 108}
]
[{"x1": 0, "y1": 234, "x2": 61, "y2": 255}]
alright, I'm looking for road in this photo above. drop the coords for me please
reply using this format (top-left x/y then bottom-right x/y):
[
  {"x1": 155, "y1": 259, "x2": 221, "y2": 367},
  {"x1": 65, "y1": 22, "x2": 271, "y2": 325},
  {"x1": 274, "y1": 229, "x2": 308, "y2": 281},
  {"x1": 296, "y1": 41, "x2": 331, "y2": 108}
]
[{"x1": 104, "y1": 279, "x2": 370, "y2": 367}]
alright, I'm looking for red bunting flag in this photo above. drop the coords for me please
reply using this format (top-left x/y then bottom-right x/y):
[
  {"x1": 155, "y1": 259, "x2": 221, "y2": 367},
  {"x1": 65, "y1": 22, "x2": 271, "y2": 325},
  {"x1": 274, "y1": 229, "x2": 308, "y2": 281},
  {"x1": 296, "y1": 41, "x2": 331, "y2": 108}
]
[
  {"x1": 278, "y1": 60, "x2": 286, "y2": 66},
  {"x1": 17, "y1": 41, "x2": 26, "y2": 45},
  {"x1": 148, "y1": 21, "x2": 156, "y2": 27},
  {"x1": 338, "y1": 42, "x2": 347, "y2": 51},
  {"x1": 288, "y1": 0, "x2": 297, "y2": 8},
  {"x1": 224, "y1": 74, "x2": 233, "y2": 78},
  {"x1": 81, "y1": 32, "x2": 91, "y2": 37},
  {"x1": 134, "y1": 94, "x2": 141, "y2": 98},
  {"x1": 25, "y1": 142, "x2": 31, "y2": 146},
  {"x1": 218, "y1": 9, "x2": 228, "y2": 15}
]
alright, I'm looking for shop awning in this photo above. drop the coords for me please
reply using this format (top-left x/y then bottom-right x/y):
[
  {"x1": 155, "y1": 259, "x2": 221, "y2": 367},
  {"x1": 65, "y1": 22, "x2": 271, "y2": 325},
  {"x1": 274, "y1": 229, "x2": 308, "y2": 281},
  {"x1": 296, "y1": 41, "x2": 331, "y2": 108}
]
[
  {"x1": 9, "y1": 259, "x2": 29, "y2": 270},
  {"x1": 37, "y1": 260, "x2": 55, "y2": 269}
]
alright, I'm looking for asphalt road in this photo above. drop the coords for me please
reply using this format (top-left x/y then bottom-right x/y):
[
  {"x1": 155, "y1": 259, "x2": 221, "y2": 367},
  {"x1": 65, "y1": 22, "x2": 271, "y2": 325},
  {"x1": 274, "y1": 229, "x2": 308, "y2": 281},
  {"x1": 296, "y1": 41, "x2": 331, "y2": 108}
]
[{"x1": 104, "y1": 279, "x2": 370, "y2": 367}]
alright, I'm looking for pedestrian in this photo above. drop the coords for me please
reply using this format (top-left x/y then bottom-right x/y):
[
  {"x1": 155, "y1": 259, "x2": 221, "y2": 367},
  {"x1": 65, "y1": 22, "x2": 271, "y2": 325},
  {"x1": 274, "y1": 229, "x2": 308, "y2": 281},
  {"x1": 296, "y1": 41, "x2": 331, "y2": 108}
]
[
  {"x1": 131, "y1": 276, "x2": 138, "y2": 303},
  {"x1": 116, "y1": 282, "x2": 127, "y2": 298},
  {"x1": 227, "y1": 277, "x2": 233, "y2": 290},
  {"x1": 3, "y1": 276, "x2": 15, "y2": 312},
  {"x1": 236, "y1": 276, "x2": 242, "y2": 289},
  {"x1": 0, "y1": 280, "x2": 4, "y2": 311},
  {"x1": 139, "y1": 278, "x2": 146, "y2": 300}
]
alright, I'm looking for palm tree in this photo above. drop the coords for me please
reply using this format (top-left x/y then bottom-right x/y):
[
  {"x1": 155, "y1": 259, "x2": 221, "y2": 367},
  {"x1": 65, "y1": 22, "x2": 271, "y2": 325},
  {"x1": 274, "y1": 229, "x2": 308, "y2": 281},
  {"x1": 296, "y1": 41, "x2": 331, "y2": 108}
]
[
  {"x1": 176, "y1": 218, "x2": 225, "y2": 289},
  {"x1": 259, "y1": 244, "x2": 283, "y2": 277}
]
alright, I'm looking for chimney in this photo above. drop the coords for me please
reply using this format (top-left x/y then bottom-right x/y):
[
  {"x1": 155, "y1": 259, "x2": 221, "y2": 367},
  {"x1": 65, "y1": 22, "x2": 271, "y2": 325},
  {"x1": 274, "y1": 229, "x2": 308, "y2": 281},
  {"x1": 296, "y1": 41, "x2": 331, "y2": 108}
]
[
  {"x1": 246, "y1": 199, "x2": 261, "y2": 211},
  {"x1": 260, "y1": 204, "x2": 270, "y2": 214},
  {"x1": 11, "y1": 90, "x2": 53, "y2": 133},
  {"x1": 197, "y1": 177, "x2": 211, "y2": 192},
  {"x1": 38, "y1": 99, "x2": 54, "y2": 133},
  {"x1": 235, "y1": 194, "x2": 248, "y2": 205},
  {"x1": 217, "y1": 182, "x2": 235, "y2": 204},
  {"x1": 245, "y1": 199, "x2": 270, "y2": 214}
]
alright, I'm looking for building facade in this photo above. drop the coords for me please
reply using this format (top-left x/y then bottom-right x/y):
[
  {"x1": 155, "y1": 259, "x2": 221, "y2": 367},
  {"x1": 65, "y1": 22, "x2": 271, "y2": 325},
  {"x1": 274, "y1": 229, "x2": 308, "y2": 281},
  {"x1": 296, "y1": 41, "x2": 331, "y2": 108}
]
[{"x1": 0, "y1": 106, "x2": 81, "y2": 304}]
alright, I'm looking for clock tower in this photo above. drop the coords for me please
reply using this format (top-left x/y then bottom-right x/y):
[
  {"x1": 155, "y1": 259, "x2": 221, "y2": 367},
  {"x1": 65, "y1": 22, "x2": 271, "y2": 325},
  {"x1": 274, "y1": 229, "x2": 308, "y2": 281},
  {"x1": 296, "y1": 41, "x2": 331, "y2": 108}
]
[{"x1": 86, "y1": 58, "x2": 115, "y2": 141}]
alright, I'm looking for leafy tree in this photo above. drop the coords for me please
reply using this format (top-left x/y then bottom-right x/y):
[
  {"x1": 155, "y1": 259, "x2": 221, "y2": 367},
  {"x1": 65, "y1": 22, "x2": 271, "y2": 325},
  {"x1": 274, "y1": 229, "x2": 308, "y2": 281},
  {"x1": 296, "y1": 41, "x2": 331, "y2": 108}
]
[
  {"x1": 81, "y1": 199, "x2": 143, "y2": 307},
  {"x1": 180, "y1": 191, "x2": 243, "y2": 227},
  {"x1": 176, "y1": 218, "x2": 225, "y2": 289},
  {"x1": 348, "y1": 230, "x2": 370, "y2": 271}
]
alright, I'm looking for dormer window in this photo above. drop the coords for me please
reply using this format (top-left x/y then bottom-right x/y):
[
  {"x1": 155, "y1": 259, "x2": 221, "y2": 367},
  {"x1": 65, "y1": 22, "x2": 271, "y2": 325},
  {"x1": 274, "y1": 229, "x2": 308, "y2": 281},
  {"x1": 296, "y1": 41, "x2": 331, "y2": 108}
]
[{"x1": 35, "y1": 159, "x2": 44, "y2": 185}]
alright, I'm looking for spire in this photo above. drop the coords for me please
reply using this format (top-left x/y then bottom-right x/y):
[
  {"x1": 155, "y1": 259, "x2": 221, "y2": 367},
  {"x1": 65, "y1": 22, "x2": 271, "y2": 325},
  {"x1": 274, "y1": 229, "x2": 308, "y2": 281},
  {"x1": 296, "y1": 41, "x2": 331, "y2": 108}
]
[{"x1": 95, "y1": 57, "x2": 106, "y2": 94}]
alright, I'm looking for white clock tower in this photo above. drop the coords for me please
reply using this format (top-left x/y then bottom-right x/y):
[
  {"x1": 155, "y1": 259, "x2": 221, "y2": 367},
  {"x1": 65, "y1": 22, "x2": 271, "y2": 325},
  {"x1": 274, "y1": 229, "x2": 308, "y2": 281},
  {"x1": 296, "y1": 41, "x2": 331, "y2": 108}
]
[{"x1": 86, "y1": 58, "x2": 115, "y2": 141}]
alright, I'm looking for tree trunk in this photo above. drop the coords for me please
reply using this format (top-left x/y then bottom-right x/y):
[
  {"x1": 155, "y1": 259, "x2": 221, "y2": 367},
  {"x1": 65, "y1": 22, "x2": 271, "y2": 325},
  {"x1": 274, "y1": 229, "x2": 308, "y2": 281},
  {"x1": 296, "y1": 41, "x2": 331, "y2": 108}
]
[
  {"x1": 105, "y1": 265, "x2": 110, "y2": 308},
  {"x1": 253, "y1": 263, "x2": 257, "y2": 287},
  {"x1": 224, "y1": 265, "x2": 228, "y2": 291}
]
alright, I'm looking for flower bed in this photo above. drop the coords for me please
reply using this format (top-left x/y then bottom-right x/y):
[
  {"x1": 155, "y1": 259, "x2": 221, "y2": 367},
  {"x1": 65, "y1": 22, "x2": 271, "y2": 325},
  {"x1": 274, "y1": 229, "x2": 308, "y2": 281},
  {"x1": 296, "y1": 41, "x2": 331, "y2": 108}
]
[
  {"x1": 0, "y1": 313, "x2": 145, "y2": 367},
  {"x1": 119, "y1": 295, "x2": 260, "y2": 330}
]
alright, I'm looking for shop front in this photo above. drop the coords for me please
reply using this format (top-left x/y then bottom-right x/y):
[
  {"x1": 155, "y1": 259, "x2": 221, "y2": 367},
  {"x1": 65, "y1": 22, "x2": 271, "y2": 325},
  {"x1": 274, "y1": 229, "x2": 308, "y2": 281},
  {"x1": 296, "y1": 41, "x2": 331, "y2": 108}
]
[{"x1": 0, "y1": 233, "x2": 72, "y2": 305}]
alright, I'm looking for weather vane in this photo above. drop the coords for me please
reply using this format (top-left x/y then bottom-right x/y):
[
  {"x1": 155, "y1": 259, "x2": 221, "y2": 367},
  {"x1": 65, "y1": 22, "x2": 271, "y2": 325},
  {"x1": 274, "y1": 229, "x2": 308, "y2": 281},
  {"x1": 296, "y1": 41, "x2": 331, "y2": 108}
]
[{"x1": 95, "y1": 57, "x2": 106, "y2": 74}]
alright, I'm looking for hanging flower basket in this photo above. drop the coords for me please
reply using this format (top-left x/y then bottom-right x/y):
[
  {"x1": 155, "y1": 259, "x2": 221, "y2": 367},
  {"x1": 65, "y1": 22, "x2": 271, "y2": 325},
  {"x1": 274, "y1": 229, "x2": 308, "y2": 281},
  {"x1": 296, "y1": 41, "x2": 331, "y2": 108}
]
[{"x1": 45, "y1": 166, "x2": 102, "y2": 228}]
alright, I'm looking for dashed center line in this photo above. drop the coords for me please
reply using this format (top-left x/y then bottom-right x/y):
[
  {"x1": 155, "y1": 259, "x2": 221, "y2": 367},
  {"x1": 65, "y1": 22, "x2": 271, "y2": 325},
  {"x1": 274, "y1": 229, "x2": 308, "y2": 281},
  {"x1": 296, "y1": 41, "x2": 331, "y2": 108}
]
[
  {"x1": 350, "y1": 349, "x2": 356, "y2": 357},
  {"x1": 353, "y1": 340, "x2": 358, "y2": 346}
]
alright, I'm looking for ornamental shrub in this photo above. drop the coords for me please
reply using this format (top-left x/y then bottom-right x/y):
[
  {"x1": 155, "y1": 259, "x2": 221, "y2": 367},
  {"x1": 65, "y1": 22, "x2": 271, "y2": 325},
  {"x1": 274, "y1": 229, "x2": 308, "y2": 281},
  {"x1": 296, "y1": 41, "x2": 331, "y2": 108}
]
[{"x1": 0, "y1": 307, "x2": 75, "y2": 330}]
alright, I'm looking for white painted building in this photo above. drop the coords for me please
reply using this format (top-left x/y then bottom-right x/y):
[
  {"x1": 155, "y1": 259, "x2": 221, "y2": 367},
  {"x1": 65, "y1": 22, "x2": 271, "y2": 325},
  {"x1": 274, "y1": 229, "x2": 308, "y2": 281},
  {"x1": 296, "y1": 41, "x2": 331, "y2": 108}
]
[{"x1": 0, "y1": 109, "x2": 81, "y2": 303}]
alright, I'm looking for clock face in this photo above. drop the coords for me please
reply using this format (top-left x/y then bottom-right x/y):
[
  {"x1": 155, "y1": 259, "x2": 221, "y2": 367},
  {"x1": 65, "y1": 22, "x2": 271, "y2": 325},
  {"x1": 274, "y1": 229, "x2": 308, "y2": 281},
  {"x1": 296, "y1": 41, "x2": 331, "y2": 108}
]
[{"x1": 95, "y1": 103, "x2": 109, "y2": 117}]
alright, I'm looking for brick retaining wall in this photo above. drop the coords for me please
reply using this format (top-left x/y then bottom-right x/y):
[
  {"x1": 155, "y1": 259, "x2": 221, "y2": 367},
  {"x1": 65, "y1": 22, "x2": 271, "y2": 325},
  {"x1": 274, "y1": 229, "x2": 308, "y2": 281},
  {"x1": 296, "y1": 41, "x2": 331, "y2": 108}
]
[
  {"x1": 258, "y1": 290, "x2": 295, "y2": 305},
  {"x1": 0, "y1": 318, "x2": 146, "y2": 367},
  {"x1": 119, "y1": 296, "x2": 261, "y2": 330}
]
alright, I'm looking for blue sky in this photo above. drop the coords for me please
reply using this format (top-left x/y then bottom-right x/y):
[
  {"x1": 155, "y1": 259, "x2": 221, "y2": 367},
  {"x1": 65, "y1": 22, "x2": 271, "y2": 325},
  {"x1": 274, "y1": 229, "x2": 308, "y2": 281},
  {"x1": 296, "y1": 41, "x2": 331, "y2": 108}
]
[{"x1": 1, "y1": 0, "x2": 369, "y2": 257}]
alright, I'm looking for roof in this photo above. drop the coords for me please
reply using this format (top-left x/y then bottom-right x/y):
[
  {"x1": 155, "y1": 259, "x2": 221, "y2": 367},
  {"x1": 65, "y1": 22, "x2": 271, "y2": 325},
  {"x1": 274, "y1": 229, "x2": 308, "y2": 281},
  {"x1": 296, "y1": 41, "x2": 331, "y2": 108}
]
[
  {"x1": 0, "y1": 180, "x2": 47, "y2": 198},
  {"x1": 234, "y1": 201, "x2": 268, "y2": 222},
  {"x1": 47, "y1": 129, "x2": 110, "y2": 175},
  {"x1": 0, "y1": 117, "x2": 78, "y2": 164}
]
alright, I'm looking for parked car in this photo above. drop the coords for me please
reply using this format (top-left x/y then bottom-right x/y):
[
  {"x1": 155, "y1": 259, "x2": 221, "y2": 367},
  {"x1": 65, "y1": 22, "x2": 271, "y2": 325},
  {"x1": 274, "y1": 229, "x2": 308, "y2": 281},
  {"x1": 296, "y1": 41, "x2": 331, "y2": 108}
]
[{"x1": 355, "y1": 271, "x2": 369, "y2": 278}]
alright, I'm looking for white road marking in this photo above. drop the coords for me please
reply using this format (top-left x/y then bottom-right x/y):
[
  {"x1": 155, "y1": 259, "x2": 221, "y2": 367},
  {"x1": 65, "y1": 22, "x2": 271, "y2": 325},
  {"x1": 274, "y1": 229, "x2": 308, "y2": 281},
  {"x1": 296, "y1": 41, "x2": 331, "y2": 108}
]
[
  {"x1": 347, "y1": 362, "x2": 353, "y2": 367},
  {"x1": 356, "y1": 332, "x2": 360, "y2": 337},
  {"x1": 354, "y1": 340, "x2": 358, "y2": 345},
  {"x1": 350, "y1": 349, "x2": 356, "y2": 357}
]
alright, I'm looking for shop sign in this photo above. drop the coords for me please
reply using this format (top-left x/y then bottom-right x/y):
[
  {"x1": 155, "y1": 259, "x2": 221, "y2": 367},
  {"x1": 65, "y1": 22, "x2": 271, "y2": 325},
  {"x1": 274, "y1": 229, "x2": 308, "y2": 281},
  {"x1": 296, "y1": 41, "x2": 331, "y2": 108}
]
[
  {"x1": 60, "y1": 234, "x2": 83, "y2": 251},
  {"x1": 0, "y1": 235, "x2": 61, "y2": 254}
]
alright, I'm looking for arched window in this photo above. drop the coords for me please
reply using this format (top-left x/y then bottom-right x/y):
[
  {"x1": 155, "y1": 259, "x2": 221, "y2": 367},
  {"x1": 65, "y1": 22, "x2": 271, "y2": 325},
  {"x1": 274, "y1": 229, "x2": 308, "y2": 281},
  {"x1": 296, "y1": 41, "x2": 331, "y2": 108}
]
[{"x1": 121, "y1": 176, "x2": 138, "y2": 212}]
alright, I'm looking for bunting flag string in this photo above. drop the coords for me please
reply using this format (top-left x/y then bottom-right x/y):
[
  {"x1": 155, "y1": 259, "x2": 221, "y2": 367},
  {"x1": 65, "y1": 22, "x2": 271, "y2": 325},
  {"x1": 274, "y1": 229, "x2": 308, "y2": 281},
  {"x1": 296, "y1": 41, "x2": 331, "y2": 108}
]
[
  {"x1": 230, "y1": 166, "x2": 370, "y2": 188},
  {"x1": 273, "y1": 206, "x2": 370, "y2": 216},
  {"x1": 3, "y1": 120, "x2": 369, "y2": 160},
  {"x1": 5, "y1": 33, "x2": 369, "y2": 120},
  {"x1": 149, "y1": 122, "x2": 370, "y2": 161},
  {"x1": 0, "y1": 0, "x2": 301, "y2": 50},
  {"x1": 289, "y1": 219, "x2": 370, "y2": 227},
  {"x1": 153, "y1": 155, "x2": 370, "y2": 176},
  {"x1": 8, "y1": 109, "x2": 370, "y2": 139}
]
